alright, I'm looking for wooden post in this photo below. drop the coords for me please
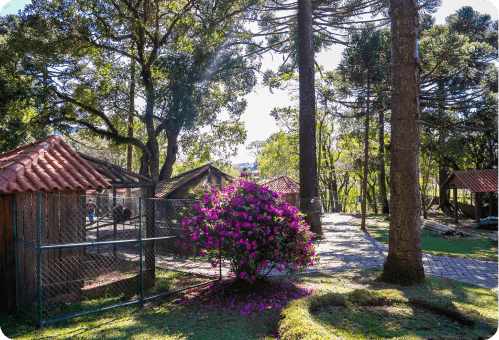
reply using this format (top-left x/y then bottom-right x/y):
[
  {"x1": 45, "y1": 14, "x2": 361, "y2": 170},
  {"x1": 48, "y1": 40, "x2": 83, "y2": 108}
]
[
  {"x1": 453, "y1": 188, "x2": 458, "y2": 223},
  {"x1": 475, "y1": 192, "x2": 481, "y2": 223},
  {"x1": 145, "y1": 185, "x2": 156, "y2": 287}
]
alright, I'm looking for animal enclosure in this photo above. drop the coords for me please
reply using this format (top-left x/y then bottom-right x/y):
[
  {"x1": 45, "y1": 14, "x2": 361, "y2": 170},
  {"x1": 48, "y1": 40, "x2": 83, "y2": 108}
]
[{"x1": 12, "y1": 191, "x2": 222, "y2": 327}]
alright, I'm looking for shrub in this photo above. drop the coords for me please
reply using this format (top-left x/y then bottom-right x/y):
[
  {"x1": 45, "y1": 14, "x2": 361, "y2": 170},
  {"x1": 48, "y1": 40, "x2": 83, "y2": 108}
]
[{"x1": 180, "y1": 179, "x2": 317, "y2": 282}]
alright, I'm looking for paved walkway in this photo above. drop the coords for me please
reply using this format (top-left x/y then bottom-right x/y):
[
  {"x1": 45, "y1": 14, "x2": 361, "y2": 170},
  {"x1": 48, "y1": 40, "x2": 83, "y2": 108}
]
[
  {"x1": 149, "y1": 213, "x2": 497, "y2": 290},
  {"x1": 308, "y1": 213, "x2": 498, "y2": 290}
]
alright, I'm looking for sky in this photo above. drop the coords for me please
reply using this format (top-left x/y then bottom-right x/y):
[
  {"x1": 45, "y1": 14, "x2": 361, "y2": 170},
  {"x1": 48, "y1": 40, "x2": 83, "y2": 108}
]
[{"x1": 1, "y1": 0, "x2": 498, "y2": 165}]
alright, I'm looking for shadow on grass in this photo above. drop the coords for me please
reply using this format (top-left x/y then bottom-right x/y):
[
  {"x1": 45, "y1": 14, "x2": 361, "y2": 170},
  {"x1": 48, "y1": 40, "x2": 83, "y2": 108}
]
[
  {"x1": 2, "y1": 298, "x2": 280, "y2": 340},
  {"x1": 284, "y1": 268, "x2": 497, "y2": 340},
  {"x1": 1, "y1": 277, "x2": 314, "y2": 340}
]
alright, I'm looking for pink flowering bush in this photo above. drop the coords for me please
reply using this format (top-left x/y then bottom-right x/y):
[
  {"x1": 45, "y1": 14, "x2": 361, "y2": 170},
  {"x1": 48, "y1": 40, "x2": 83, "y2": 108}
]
[{"x1": 180, "y1": 179, "x2": 317, "y2": 282}]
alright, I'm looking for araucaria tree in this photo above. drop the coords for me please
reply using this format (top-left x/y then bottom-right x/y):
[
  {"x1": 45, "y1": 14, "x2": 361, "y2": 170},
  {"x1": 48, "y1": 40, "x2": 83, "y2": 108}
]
[
  {"x1": 336, "y1": 25, "x2": 391, "y2": 230},
  {"x1": 380, "y1": 0, "x2": 425, "y2": 284},
  {"x1": 297, "y1": 0, "x2": 321, "y2": 235}
]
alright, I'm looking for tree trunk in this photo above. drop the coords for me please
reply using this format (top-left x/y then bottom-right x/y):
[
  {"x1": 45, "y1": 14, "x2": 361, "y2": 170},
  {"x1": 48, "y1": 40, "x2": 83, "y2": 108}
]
[
  {"x1": 438, "y1": 167, "x2": 451, "y2": 211},
  {"x1": 379, "y1": 109, "x2": 389, "y2": 213},
  {"x1": 331, "y1": 167, "x2": 340, "y2": 212},
  {"x1": 371, "y1": 183, "x2": 378, "y2": 214},
  {"x1": 297, "y1": 0, "x2": 321, "y2": 235},
  {"x1": 380, "y1": 0, "x2": 425, "y2": 285},
  {"x1": 361, "y1": 78, "x2": 371, "y2": 230},
  {"x1": 127, "y1": 56, "x2": 135, "y2": 197},
  {"x1": 142, "y1": 70, "x2": 160, "y2": 183},
  {"x1": 159, "y1": 132, "x2": 179, "y2": 181}
]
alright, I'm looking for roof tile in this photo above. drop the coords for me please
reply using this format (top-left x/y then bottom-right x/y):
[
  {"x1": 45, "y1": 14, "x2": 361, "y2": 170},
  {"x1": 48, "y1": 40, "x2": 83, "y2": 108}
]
[
  {"x1": 262, "y1": 176, "x2": 300, "y2": 194},
  {"x1": 0, "y1": 135, "x2": 112, "y2": 194}
]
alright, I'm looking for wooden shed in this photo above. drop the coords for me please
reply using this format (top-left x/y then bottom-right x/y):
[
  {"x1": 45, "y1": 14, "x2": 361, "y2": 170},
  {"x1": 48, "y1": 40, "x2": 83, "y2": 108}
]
[
  {"x1": 156, "y1": 164, "x2": 234, "y2": 199},
  {"x1": 441, "y1": 169, "x2": 498, "y2": 223},
  {"x1": 155, "y1": 164, "x2": 233, "y2": 257},
  {"x1": 0, "y1": 135, "x2": 111, "y2": 313},
  {"x1": 262, "y1": 176, "x2": 300, "y2": 208}
]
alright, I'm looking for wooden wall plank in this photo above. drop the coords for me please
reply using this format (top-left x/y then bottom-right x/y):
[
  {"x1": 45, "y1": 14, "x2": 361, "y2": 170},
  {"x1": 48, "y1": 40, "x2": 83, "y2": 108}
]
[
  {"x1": 59, "y1": 192, "x2": 68, "y2": 294},
  {"x1": 25, "y1": 193, "x2": 35, "y2": 306},
  {"x1": 0, "y1": 196, "x2": 6, "y2": 312},
  {"x1": 40, "y1": 193, "x2": 48, "y2": 300},
  {"x1": 4, "y1": 195, "x2": 16, "y2": 313},
  {"x1": 16, "y1": 193, "x2": 25, "y2": 306},
  {"x1": 66, "y1": 192, "x2": 76, "y2": 293},
  {"x1": 47, "y1": 193, "x2": 55, "y2": 297},
  {"x1": 52, "y1": 193, "x2": 63, "y2": 297},
  {"x1": 77, "y1": 191, "x2": 85, "y2": 290}
]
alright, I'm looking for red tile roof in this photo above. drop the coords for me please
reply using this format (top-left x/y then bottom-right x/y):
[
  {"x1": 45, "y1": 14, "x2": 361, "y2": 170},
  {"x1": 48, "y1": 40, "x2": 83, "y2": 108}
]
[
  {"x1": 263, "y1": 176, "x2": 300, "y2": 194},
  {"x1": 0, "y1": 135, "x2": 112, "y2": 194},
  {"x1": 443, "y1": 169, "x2": 498, "y2": 193}
]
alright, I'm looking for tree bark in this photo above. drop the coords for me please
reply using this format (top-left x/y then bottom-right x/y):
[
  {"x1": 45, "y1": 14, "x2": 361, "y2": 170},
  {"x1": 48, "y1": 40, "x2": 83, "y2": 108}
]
[
  {"x1": 379, "y1": 109, "x2": 389, "y2": 213},
  {"x1": 142, "y1": 70, "x2": 160, "y2": 183},
  {"x1": 439, "y1": 167, "x2": 451, "y2": 211},
  {"x1": 127, "y1": 55, "x2": 135, "y2": 197},
  {"x1": 361, "y1": 77, "x2": 371, "y2": 231},
  {"x1": 380, "y1": 0, "x2": 425, "y2": 285},
  {"x1": 297, "y1": 0, "x2": 321, "y2": 235},
  {"x1": 159, "y1": 131, "x2": 179, "y2": 181}
]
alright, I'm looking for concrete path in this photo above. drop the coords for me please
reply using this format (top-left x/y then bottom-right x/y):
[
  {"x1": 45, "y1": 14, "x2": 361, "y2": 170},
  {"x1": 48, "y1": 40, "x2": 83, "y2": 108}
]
[{"x1": 309, "y1": 213, "x2": 498, "y2": 290}]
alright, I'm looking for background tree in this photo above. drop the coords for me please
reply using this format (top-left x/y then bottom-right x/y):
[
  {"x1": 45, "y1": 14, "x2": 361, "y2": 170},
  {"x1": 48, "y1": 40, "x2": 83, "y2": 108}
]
[
  {"x1": 8, "y1": 0, "x2": 258, "y2": 182},
  {"x1": 335, "y1": 25, "x2": 390, "y2": 229}
]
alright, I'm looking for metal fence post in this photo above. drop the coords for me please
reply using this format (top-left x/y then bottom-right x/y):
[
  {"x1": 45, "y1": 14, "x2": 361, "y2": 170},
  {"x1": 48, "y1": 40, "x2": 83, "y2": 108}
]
[
  {"x1": 219, "y1": 233, "x2": 222, "y2": 281},
  {"x1": 139, "y1": 197, "x2": 144, "y2": 307},
  {"x1": 37, "y1": 192, "x2": 43, "y2": 328}
]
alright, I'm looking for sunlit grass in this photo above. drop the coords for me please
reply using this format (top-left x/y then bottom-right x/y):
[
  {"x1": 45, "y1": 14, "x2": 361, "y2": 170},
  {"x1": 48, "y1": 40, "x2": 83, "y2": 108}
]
[
  {"x1": 367, "y1": 223, "x2": 498, "y2": 261},
  {"x1": 2, "y1": 268, "x2": 496, "y2": 340}
]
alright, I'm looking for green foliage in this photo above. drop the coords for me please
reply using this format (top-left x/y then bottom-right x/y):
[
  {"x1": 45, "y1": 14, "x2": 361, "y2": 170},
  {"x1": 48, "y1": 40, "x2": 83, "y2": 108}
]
[
  {"x1": 3, "y1": 0, "x2": 259, "y2": 179},
  {"x1": 257, "y1": 131, "x2": 299, "y2": 181},
  {"x1": 419, "y1": 8, "x2": 498, "y2": 171}
]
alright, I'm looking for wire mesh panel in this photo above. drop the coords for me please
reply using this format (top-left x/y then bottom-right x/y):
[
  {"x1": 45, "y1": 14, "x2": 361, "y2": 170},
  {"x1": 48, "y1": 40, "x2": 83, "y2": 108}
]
[{"x1": 14, "y1": 191, "x2": 221, "y2": 326}]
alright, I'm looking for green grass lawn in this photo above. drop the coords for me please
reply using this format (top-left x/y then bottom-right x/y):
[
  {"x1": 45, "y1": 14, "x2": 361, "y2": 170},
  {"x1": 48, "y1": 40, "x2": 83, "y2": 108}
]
[
  {"x1": 366, "y1": 223, "x2": 498, "y2": 262},
  {"x1": 1, "y1": 268, "x2": 497, "y2": 340}
]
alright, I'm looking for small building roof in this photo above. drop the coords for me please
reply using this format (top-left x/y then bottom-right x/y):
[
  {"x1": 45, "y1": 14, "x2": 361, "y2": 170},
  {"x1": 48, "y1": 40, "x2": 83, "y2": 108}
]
[
  {"x1": 156, "y1": 164, "x2": 233, "y2": 198},
  {"x1": 263, "y1": 176, "x2": 300, "y2": 194},
  {"x1": 441, "y1": 169, "x2": 498, "y2": 193},
  {"x1": 78, "y1": 152, "x2": 155, "y2": 189},
  {"x1": 0, "y1": 135, "x2": 112, "y2": 194}
]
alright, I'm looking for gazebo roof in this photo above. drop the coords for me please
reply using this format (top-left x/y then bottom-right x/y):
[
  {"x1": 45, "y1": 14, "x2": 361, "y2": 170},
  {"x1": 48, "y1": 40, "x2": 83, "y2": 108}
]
[
  {"x1": 263, "y1": 176, "x2": 300, "y2": 194},
  {"x1": 0, "y1": 135, "x2": 111, "y2": 194},
  {"x1": 441, "y1": 169, "x2": 498, "y2": 193}
]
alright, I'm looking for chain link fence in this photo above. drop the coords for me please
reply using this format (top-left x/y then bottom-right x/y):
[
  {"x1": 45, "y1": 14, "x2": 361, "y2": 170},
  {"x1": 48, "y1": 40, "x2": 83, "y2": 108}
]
[{"x1": 14, "y1": 191, "x2": 221, "y2": 327}]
